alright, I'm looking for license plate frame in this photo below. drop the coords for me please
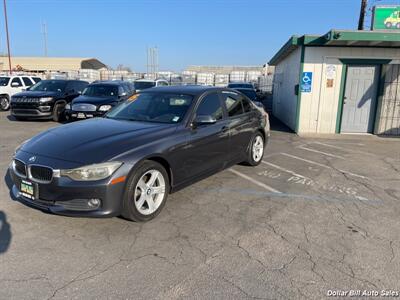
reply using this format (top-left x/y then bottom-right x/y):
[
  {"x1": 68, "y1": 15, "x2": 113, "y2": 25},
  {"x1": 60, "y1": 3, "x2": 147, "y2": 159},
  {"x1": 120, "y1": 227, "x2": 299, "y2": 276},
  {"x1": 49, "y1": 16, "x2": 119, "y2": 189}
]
[
  {"x1": 20, "y1": 180, "x2": 37, "y2": 200},
  {"x1": 77, "y1": 113, "x2": 86, "y2": 119}
]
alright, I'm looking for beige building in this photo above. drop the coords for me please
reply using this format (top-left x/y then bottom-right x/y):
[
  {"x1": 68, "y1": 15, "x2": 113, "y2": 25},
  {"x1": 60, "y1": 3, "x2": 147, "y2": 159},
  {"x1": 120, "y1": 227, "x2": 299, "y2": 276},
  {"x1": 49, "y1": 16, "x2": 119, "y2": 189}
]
[
  {"x1": 0, "y1": 56, "x2": 107, "y2": 72},
  {"x1": 269, "y1": 30, "x2": 400, "y2": 136}
]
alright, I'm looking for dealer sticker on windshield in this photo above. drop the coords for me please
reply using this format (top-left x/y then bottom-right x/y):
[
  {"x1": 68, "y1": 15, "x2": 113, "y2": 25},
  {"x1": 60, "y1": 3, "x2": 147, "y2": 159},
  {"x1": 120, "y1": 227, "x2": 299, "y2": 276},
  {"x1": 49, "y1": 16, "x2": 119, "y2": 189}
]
[{"x1": 172, "y1": 116, "x2": 180, "y2": 122}]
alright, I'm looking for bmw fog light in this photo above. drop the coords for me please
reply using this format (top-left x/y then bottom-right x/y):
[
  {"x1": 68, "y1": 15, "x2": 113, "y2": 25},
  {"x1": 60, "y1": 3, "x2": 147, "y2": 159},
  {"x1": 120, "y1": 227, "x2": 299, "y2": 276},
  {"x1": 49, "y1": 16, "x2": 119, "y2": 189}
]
[{"x1": 88, "y1": 198, "x2": 101, "y2": 208}]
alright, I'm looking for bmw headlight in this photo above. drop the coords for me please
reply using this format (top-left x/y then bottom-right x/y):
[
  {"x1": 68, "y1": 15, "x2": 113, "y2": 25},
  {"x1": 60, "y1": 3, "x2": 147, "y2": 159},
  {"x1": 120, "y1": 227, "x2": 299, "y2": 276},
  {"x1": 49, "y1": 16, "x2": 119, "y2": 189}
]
[
  {"x1": 39, "y1": 97, "x2": 53, "y2": 103},
  {"x1": 99, "y1": 105, "x2": 112, "y2": 112},
  {"x1": 59, "y1": 161, "x2": 122, "y2": 181},
  {"x1": 65, "y1": 103, "x2": 71, "y2": 110}
]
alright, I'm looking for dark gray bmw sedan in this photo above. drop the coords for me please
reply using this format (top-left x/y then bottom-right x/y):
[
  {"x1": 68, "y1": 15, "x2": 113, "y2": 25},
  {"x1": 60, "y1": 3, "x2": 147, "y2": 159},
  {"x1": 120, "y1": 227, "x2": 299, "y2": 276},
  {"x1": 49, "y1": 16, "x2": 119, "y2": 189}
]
[{"x1": 9, "y1": 86, "x2": 270, "y2": 222}]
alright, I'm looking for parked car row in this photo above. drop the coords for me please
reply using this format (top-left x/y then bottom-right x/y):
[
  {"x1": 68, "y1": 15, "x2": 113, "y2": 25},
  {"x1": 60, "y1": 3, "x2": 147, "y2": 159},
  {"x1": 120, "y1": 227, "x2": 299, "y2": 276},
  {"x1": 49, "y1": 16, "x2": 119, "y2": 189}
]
[
  {"x1": 5, "y1": 78, "x2": 171, "y2": 122},
  {"x1": 4, "y1": 77, "x2": 265, "y2": 123}
]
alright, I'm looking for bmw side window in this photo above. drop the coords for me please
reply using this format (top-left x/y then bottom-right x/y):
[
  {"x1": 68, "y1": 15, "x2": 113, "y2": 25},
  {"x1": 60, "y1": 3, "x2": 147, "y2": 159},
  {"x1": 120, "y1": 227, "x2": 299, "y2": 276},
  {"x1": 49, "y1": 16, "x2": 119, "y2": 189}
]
[
  {"x1": 11, "y1": 77, "x2": 23, "y2": 88},
  {"x1": 222, "y1": 92, "x2": 244, "y2": 117},
  {"x1": 22, "y1": 77, "x2": 34, "y2": 86},
  {"x1": 196, "y1": 93, "x2": 223, "y2": 121}
]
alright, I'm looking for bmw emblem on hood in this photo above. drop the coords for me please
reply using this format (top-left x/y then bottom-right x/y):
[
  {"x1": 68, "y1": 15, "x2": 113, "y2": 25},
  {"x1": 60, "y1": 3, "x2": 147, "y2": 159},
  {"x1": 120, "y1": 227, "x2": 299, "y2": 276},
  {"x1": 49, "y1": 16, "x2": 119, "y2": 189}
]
[{"x1": 28, "y1": 156, "x2": 36, "y2": 163}]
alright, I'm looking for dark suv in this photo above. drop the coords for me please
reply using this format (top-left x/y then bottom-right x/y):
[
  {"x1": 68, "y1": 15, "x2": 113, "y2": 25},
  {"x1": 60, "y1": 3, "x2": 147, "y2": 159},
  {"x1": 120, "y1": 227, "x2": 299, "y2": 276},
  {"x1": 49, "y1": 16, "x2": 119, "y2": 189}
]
[
  {"x1": 10, "y1": 79, "x2": 88, "y2": 122},
  {"x1": 64, "y1": 81, "x2": 132, "y2": 120}
]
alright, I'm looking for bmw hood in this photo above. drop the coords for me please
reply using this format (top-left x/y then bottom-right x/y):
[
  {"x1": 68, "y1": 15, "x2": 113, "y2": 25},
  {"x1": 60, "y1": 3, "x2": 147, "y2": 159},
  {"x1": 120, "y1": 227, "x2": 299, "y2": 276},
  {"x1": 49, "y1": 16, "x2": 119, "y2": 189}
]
[
  {"x1": 72, "y1": 95, "x2": 118, "y2": 106},
  {"x1": 12, "y1": 91, "x2": 61, "y2": 98},
  {"x1": 19, "y1": 118, "x2": 176, "y2": 164}
]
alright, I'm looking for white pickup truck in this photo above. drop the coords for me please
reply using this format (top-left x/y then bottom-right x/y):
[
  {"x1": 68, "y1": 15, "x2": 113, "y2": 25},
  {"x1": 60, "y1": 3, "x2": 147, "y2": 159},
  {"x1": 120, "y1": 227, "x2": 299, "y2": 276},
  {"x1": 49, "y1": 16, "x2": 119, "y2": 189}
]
[{"x1": 0, "y1": 75, "x2": 41, "y2": 111}]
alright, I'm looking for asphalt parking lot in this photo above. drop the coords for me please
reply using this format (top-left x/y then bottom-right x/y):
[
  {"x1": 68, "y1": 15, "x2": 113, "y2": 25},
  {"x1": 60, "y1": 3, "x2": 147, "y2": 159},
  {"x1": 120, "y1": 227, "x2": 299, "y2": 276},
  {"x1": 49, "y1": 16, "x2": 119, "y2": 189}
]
[{"x1": 1, "y1": 112, "x2": 400, "y2": 299}]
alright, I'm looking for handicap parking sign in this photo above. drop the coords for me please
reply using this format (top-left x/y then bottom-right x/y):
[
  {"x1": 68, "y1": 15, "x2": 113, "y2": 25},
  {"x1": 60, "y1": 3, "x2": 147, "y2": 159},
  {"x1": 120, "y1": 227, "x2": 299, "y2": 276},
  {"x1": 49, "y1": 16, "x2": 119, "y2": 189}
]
[{"x1": 300, "y1": 72, "x2": 313, "y2": 93}]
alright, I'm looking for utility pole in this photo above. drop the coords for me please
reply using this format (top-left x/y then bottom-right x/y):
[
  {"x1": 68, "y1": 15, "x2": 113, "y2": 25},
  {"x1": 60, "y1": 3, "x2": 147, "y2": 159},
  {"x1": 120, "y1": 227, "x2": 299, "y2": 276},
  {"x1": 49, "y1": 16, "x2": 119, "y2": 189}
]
[
  {"x1": 3, "y1": 0, "x2": 12, "y2": 74},
  {"x1": 41, "y1": 21, "x2": 48, "y2": 56},
  {"x1": 358, "y1": 0, "x2": 368, "y2": 30}
]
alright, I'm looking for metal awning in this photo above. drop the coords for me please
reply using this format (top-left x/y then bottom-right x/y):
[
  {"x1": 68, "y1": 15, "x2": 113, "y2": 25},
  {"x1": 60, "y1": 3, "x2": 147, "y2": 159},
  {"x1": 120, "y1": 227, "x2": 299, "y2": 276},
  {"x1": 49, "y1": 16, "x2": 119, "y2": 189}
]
[{"x1": 269, "y1": 30, "x2": 400, "y2": 65}]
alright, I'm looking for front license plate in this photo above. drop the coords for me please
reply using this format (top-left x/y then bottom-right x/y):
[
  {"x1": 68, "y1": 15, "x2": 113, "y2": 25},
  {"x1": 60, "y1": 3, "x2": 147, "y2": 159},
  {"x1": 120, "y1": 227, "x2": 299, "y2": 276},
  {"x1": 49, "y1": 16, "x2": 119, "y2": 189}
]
[
  {"x1": 20, "y1": 180, "x2": 36, "y2": 200},
  {"x1": 77, "y1": 113, "x2": 86, "y2": 119}
]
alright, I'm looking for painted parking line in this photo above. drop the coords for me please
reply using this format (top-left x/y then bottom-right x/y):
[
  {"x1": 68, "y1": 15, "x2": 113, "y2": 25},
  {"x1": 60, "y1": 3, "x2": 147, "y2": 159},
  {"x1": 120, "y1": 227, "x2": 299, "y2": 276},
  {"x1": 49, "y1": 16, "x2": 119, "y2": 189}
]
[
  {"x1": 205, "y1": 188, "x2": 377, "y2": 203},
  {"x1": 280, "y1": 152, "x2": 368, "y2": 179},
  {"x1": 311, "y1": 141, "x2": 376, "y2": 157},
  {"x1": 297, "y1": 144, "x2": 345, "y2": 159},
  {"x1": 261, "y1": 160, "x2": 310, "y2": 179},
  {"x1": 228, "y1": 169, "x2": 282, "y2": 194}
]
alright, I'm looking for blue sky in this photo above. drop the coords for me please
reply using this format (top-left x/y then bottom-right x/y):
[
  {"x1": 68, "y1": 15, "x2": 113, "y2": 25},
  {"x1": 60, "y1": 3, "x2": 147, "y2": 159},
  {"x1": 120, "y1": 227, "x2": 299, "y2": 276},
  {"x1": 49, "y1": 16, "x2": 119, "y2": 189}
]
[{"x1": 5, "y1": 0, "x2": 400, "y2": 71}]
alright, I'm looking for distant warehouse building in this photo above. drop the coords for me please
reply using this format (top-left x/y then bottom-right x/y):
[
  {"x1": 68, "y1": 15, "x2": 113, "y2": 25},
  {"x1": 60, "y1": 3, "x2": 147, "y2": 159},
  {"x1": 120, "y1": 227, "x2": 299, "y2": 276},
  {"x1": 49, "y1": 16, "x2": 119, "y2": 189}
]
[
  {"x1": 0, "y1": 56, "x2": 107, "y2": 72},
  {"x1": 269, "y1": 30, "x2": 400, "y2": 136}
]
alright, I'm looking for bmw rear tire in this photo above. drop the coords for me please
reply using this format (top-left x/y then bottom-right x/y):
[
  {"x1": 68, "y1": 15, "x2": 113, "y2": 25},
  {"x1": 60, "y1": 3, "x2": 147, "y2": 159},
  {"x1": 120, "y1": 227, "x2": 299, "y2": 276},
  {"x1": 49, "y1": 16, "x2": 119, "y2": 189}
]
[
  {"x1": 244, "y1": 132, "x2": 265, "y2": 166},
  {"x1": 122, "y1": 160, "x2": 169, "y2": 222}
]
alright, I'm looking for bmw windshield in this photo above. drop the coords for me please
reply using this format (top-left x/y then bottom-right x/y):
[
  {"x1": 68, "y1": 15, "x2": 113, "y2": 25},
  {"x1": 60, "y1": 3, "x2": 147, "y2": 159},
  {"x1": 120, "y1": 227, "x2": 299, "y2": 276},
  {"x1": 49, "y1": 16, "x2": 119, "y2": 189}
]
[{"x1": 106, "y1": 92, "x2": 193, "y2": 124}]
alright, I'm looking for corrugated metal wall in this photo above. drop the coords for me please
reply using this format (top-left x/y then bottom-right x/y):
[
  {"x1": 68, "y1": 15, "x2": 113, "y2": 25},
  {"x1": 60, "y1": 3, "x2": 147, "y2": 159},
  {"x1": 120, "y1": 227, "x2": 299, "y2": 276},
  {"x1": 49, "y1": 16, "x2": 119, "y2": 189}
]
[{"x1": 376, "y1": 64, "x2": 400, "y2": 136}]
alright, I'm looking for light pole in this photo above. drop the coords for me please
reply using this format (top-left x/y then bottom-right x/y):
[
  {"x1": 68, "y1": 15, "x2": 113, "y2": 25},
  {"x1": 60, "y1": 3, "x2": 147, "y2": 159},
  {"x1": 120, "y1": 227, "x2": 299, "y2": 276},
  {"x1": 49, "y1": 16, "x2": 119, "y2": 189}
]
[{"x1": 3, "y1": 0, "x2": 12, "y2": 74}]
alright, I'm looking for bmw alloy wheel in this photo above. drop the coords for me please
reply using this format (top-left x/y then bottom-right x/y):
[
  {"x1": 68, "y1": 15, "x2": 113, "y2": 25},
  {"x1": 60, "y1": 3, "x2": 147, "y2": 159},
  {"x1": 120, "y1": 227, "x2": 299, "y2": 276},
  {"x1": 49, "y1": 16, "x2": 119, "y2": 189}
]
[
  {"x1": 252, "y1": 136, "x2": 264, "y2": 162},
  {"x1": 134, "y1": 169, "x2": 166, "y2": 215}
]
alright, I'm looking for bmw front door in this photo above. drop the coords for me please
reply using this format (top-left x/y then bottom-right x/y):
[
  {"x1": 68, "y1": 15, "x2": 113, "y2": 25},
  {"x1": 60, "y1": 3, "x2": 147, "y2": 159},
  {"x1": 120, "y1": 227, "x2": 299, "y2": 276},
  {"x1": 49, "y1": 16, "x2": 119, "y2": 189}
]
[{"x1": 184, "y1": 92, "x2": 230, "y2": 179}]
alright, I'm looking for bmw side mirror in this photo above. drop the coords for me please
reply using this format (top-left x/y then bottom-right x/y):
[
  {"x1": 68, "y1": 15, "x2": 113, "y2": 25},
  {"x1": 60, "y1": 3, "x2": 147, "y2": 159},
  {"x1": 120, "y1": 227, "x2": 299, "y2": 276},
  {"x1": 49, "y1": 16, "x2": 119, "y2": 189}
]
[{"x1": 192, "y1": 115, "x2": 217, "y2": 128}]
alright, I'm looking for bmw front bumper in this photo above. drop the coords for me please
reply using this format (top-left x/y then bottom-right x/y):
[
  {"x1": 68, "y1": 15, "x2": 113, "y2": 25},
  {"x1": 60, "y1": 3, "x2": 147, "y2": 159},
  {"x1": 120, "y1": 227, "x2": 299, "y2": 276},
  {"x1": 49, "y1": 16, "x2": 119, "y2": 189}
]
[{"x1": 9, "y1": 153, "x2": 129, "y2": 218}]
